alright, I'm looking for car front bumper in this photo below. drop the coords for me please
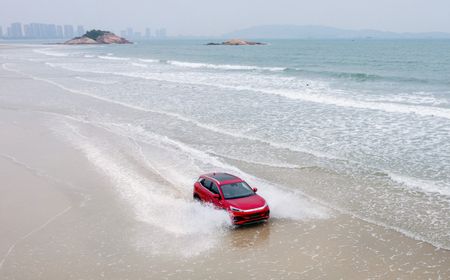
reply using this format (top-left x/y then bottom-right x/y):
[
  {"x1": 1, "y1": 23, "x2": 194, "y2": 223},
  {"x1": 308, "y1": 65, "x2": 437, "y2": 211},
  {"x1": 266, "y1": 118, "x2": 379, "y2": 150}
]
[{"x1": 231, "y1": 208, "x2": 270, "y2": 225}]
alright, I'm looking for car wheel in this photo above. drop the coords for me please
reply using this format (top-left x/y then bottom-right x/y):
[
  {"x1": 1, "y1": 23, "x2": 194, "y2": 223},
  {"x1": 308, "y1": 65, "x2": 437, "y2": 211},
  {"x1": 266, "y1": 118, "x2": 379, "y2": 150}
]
[{"x1": 193, "y1": 194, "x2": 201, "y2": 202}]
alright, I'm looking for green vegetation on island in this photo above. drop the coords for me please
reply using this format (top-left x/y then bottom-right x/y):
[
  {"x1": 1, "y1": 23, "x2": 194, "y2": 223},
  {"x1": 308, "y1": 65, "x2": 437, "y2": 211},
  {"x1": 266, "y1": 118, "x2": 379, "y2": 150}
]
[{"x1": 83, "y1": 29, "x2": 111, "y2": 40}]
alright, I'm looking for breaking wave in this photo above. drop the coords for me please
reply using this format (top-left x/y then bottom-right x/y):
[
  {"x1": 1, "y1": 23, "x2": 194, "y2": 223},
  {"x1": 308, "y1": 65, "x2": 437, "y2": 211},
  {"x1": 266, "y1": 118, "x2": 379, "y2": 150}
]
[
  {"x1": 33, "y1": 48, "x2": 69, "y2": 57},
  {"x1": 166, "y1": 60, "x2": 286, "y2": 72},
  {"x1": 42, "y1": 61, "x2": 450, "y2": 119},
  {"x1": 98, "y1": 55, "x2": 130, "y2": 61}
]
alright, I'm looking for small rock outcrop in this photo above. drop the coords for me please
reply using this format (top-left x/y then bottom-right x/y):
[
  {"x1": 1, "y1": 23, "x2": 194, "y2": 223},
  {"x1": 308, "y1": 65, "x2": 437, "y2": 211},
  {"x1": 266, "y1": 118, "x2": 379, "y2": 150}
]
[
  {"x1": 64, "y1": 30, "x2": 132, "y2": 45},
  {"x1": 206, "y1": 39, "x2": 265, "y2": 46},
  {"x1": 64, "y1": 36, "x2": 97, "y2": 45}
]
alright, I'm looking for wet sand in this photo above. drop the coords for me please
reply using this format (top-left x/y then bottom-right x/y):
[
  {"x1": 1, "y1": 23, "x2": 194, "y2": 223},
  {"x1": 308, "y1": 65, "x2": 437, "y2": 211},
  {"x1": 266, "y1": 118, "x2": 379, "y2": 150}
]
[{"x1": 1, "y1": 44, "x2": 449, "y2": 279}]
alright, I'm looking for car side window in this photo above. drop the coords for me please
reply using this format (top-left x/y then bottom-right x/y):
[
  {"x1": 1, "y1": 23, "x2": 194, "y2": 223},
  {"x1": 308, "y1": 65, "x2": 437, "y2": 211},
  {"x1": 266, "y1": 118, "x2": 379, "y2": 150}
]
[
  {"x1": 210, "y1": 183, "x2": 219, "y2": 195},
  {"x1": 201, "y1": 179, "x2": 212, "y2": 190}
]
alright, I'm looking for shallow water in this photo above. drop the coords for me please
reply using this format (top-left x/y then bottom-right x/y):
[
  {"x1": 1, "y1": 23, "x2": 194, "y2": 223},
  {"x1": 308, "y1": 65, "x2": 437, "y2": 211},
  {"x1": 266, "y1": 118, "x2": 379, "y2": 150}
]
[{"x1": 1, "y1": 40, "x2": 449, "y2": 252}]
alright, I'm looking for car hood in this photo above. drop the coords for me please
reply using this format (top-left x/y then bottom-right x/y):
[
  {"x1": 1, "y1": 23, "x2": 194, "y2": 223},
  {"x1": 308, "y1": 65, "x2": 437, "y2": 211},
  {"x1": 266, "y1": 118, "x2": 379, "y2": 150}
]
[{"x1": 226, "y1": 194, "x2": 266, "y2": 210}]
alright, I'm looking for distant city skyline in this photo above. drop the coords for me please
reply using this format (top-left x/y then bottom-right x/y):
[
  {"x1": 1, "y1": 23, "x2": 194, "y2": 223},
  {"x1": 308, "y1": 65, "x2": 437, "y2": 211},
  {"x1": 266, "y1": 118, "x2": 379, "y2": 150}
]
[
  {"x1": 2, "y1": 20, "x2": 450, "y2": 41},
  {"x1": 0, "y1": 21, "x2": 167, "y2": 40},
  {"x1": 1, "y1": 0, "x2": 450, "y2": 36}
]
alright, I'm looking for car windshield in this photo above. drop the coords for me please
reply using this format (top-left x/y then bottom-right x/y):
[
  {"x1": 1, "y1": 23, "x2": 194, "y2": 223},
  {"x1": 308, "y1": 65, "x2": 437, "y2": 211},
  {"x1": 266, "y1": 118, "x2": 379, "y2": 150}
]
[{"x1": 220, "y1": 182, "x2": 255, "y2": 199}]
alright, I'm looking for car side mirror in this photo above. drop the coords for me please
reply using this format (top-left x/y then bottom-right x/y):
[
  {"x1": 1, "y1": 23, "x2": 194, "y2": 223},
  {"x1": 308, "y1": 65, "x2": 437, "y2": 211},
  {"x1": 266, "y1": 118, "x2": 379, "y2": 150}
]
[
  {"x1": 253, "y1": 187, "x2": 258, "y2": 192},
  {"x1": 213, "y1": 193, "x2": 221, "y2": 200}
]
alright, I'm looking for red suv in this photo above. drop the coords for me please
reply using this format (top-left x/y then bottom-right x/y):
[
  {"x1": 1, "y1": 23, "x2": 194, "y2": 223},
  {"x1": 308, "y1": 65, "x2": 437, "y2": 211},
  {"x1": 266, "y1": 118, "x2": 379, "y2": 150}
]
[{"x1": 193, "y1": 173, "x2": 270, "y2": 225}]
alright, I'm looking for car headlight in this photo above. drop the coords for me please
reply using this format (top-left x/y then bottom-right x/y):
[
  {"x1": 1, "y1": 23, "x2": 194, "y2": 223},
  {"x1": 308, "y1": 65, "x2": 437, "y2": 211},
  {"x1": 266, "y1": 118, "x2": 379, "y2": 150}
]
[{"x1": 230, "y1": 206, "x2": 243, "y2": 212}]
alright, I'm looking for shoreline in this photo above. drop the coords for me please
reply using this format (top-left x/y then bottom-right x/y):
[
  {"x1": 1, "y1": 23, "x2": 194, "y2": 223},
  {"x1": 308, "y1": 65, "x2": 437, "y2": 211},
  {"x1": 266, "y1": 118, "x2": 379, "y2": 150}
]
[{"x1": 1, "y1": 43, "x2": 449, "y2": 279}]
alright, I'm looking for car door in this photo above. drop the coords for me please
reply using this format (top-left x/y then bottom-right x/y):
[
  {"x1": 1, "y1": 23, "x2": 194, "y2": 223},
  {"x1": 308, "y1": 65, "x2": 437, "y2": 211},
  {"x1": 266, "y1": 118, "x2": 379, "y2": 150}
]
[
  {"x1": 199, "y1": 179, "x2": 213, "y2": 202},
  {"x1": 209, "y1": 182, "x2": 224, "y2": 208}
]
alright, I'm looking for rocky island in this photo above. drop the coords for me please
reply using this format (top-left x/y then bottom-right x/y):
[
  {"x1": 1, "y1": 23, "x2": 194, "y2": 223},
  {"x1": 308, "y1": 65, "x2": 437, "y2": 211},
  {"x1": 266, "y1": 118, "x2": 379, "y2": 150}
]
[
  {"x1": 64, "y1": 30, "x2": 132, "y2": 45},
  {"x1": 206, "y1": 39, "x2": 265, "y2": 46}
]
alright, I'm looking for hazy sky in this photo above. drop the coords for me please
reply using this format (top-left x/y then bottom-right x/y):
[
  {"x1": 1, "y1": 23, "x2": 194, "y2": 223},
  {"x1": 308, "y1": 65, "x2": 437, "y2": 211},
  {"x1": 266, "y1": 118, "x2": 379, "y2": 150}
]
[{"x1": 1, "y1": 0, "x2": 450, "y2": 36}]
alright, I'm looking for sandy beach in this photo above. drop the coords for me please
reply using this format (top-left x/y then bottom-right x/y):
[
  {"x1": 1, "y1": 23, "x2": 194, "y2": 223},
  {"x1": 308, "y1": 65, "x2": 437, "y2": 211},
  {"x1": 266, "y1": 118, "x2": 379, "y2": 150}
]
[{"x1": 1, "y1": 43, "x2": 449, "y2": 279}]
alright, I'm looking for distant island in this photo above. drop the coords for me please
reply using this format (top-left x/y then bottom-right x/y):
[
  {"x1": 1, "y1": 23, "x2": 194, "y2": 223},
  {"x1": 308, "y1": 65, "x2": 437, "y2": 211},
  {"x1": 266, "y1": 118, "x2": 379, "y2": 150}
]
[
  {"x1": 223, "y1": 25, "x2": 450, "y2": 39},
  {"x1": 64, "y1": 30, "x2": 132, "y2": 45},
  {"x1": 206, "y1": 39, "x2": 265, "y2": 46}
]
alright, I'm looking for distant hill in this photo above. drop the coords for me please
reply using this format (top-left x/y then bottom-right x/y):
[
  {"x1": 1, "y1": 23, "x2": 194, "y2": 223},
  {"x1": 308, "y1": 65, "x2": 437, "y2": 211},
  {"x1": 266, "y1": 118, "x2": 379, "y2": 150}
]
[{"x1": 223, "y1": 25, "x2": 450, "y2": 39}]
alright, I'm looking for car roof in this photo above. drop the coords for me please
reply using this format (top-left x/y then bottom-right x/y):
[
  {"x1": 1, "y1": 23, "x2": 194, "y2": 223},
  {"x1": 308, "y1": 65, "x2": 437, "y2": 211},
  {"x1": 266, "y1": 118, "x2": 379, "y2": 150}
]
[{"x1": 202, "y1": 172, "x2": 243, "y2": 185}]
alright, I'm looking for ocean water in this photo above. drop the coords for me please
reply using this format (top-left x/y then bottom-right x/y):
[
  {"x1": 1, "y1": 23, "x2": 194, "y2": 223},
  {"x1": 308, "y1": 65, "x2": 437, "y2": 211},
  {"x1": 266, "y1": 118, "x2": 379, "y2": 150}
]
[{"x1": 2, "y1": 39, "x2": 450, "y2": 251}]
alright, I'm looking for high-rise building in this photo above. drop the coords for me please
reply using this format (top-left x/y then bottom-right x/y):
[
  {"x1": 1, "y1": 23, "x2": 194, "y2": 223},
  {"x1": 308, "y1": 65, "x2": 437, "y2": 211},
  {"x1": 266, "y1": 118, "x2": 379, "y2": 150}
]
[
  {"x1": 10, "y1": 22, "x2": 23, "y2": 38},
  {"x1": 126, "y1": 27, "x2": 133, "y2": 38},
  {"x1": 56, "y1": 25, "x2": 63, "y2": 38},
  {"x1": 23, "y1": 24, "x2": 31, "y2": 37},
  {"x1": 27, "y1": 23, "x2": 39, "y2": 38},
  {"x1": 0, "y1": 26, "x2": 3, "y2": 38},
  {"x1": 40, "y1": 24, "x2": 47, "y2": 38},
  {"x1": 47, "y1": 24, "x2": 57, "y2": 38},
  {"x1": 63, "y1": 25, "x2": 74, "y2": 38},
  {"x1": 30, "y1": 23, "x2": 46, "y2": 38},
  {"x1": 76, "y1": 25, "x2": 84, "y2": 36},
  {"x1": 22, "y1": 23, "x2": 62, "y2": 38},
  {"x1": 35, "y1": 24, "x2": 43, "y2": 38},
  {"x1": 120, "y1": 30, "x2": 127, "y2": 38}
]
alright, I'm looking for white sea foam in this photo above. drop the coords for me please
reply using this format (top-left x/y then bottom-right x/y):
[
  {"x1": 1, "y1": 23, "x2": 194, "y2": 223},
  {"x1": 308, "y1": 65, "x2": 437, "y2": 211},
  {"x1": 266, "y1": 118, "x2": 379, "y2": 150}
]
[
  {"x1": 7, "y1": 58, "x2": 449, "y2": 250},
  {"x1": 208, "y1": 150, "x2": 302, "y2": 169},
  {"x1": 137, "y1": 58, "x2": 286, "y2": 72},
  {"x1": 3, "y1": 62, "x2": 344, "y2": 162},
  {"x1": 75, "y1": 76, "x2": 118, "y2": 85},
  {"x1": 138, "y1": 58, "x2": 159, "y2": 63},
  {"x1": 56, "y1": 121, "x2": 231, "y2": 255},
  {"x1": 97, "y1": 122, "x2": 331, "y2": 221},
  {"x1": 38, "y1": 57, "x2": 450, "y2": 120},
  {"x1": 9, "y1": 60, "x2": 450, "y2": 195},
  {"x1": 166, "y1": 60, "x2": 286, "y2": 72},
  {"x1": 98, "y1": 55, "x2": 130, "y2": 61},
  {"x1": 33, "y1": 48, "x2": 69, "y2": 57},
  {"x1": 7, "y1": 62, "x2": 450, "y2": 195},
  {"x1": 131, "y1": 62, "x2": 148, "y2": 68},
  {"x1": 55, "y1": 117, "x2": 328, "y2": 254},
  {"x1": 365, "y1": 91, "x2": 449, "y2": 107},
  {"x1": 260, "y1": 88, "x2": 450, "y2": 120},
  {"x1": 50, "y1": 111, "x2": 330, "y2": 223},
  {"x1": 389, "y1": 173, "x2": 450, "y2": 197},
  {"x1": 49, "y1": 61, "x2": 450, "y2": 119},
  {"x1": 43, "y1": 112, "x2": 450, "y2": 251}
]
